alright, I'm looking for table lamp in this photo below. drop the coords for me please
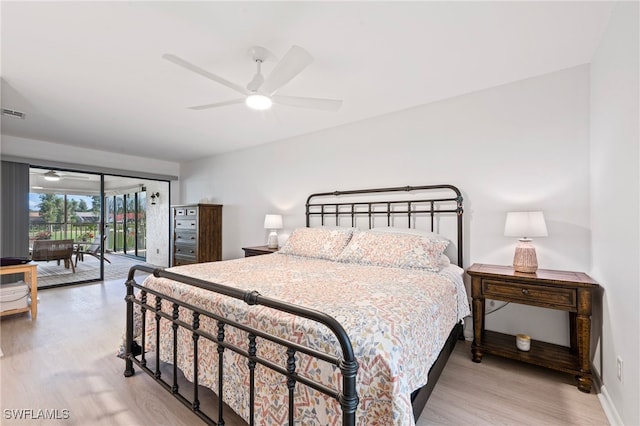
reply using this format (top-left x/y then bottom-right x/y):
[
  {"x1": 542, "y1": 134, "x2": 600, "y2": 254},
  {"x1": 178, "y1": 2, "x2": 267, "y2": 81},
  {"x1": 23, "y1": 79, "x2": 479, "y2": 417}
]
[
  {"x1": 264, "y1": 214, "x2": 283, "y2": 249},
  {"x1": 504, "y1": 211, "x2": 548, "y2": 273}
]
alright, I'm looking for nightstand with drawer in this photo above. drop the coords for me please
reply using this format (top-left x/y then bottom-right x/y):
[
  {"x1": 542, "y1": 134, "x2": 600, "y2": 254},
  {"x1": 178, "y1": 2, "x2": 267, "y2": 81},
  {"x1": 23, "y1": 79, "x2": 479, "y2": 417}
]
[
  {"x1": 242, "y1": 245, "x2": 278, "y2": 257},
  {"x1": 467, "y1": 263, "x2": 600, "y2": 393}
]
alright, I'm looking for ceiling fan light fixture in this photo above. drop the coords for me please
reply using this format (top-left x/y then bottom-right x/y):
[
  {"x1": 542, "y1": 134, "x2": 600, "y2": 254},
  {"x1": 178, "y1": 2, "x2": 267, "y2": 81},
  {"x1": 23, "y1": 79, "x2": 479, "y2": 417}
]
[
  {"x1": 245, "y1": 94, "x2": 272, "y2": 110},
  {"x1": 43, "y1": 170, "x2": 61, "y2": 181},
  {"x1": 165, "y1": 45, "x2": 342, "y2": 112}
]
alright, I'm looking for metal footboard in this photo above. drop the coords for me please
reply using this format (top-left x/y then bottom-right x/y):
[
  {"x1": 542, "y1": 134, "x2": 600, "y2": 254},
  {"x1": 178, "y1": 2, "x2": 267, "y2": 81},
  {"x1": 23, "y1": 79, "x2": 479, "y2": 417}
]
[{"x1": 123, "y1": 265, "x2": 359, "y2": 425}]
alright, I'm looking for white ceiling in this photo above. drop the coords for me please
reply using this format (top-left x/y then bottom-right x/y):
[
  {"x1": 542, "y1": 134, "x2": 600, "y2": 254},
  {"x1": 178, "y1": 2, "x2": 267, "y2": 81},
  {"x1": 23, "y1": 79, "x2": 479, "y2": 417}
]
[
  {"x1": 1, "y1": 1, "x2": 613, "y2": 163},
  {"x1": 29, "y1": 167, "x2": 160, "y2": 196}
]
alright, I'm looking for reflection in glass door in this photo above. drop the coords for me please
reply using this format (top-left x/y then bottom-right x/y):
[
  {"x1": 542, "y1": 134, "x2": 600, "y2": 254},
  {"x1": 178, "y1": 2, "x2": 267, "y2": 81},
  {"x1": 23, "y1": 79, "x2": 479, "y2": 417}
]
[
  {"x1": 125, "y1": 193, "x2": 135, "y2": 255},
  {"x1": 115, "y1": 195, "x2": 125, "y2": 253}
]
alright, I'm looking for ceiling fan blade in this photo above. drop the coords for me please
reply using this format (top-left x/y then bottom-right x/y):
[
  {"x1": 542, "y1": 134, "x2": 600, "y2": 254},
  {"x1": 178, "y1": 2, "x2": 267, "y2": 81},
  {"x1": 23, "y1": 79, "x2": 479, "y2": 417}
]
[
  {"x1": 188, "y1": 98, "x2": 245, "y2": 110},
  {"x1": 163, "y1": 54, "x2": 248, "y2": 96},
  {"x1": 260, "y1": 46, "x2": 313, "y2": 95},
  {"x1": 272, "y1": 95, "x2": 342, "y2": 111}
]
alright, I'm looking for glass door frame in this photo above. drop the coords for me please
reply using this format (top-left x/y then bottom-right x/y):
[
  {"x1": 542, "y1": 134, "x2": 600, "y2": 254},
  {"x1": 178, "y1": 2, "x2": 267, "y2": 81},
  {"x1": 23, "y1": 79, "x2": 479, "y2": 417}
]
[
  {"x1": 29, "y1": 165, "x2": 171, "y2": 288},
  {"x1": 28, "y1": 167, "x2": 105, "y2": 287},
  {"x1": 106, "y1": 186, "x2": 147, "y2": 261}
]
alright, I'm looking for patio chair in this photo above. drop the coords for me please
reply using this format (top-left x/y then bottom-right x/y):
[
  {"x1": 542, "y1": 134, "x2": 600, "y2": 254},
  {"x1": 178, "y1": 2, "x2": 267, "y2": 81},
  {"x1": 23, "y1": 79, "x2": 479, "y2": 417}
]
[
  {"x1": 75, "y1": 235, "x2": 111, "y2": 267},
  {"x1": 31, "y1": 239, "x2": 76, "y2": 273}
]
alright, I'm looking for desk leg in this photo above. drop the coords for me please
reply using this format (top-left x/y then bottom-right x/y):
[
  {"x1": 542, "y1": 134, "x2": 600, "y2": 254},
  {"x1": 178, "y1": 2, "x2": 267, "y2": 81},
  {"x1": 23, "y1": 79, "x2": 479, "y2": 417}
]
[
  {"x1": 575, "y1": 288, "x2": 592, "y2": 393},
  {"x1": 569, "y1": 312, "x2": 577, "y2": 353}
]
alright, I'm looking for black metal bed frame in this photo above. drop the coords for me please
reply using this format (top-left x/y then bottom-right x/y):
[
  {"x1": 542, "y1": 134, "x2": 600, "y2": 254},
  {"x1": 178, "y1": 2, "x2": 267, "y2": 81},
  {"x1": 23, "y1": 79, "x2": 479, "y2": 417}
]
[
  {"x1": 123, "y1": 184, "x2": 464, "y2": 425},
  {"x1": 306, "y1": 184, "x2": 464, "y2": 266}
]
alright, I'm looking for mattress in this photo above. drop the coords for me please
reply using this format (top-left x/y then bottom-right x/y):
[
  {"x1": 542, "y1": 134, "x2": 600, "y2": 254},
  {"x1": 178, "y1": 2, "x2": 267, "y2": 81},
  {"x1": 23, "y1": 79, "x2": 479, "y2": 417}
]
[{"x1": 129, "y1": 253, "x2": 470, "y2": 425}]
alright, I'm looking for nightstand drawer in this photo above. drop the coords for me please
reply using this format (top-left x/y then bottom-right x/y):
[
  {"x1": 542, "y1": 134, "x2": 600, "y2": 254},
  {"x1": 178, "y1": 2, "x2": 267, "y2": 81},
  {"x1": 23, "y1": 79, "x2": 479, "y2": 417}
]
[{"x1": 483, "y1": 279, "x2": 576, "y2": 309}]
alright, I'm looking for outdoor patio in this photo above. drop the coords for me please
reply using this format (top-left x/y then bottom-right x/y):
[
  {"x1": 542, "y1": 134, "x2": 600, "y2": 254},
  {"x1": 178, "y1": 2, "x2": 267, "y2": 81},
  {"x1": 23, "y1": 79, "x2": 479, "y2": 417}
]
[{"x1": 35, "y1": 252, "x2": 157, "y2": 288}]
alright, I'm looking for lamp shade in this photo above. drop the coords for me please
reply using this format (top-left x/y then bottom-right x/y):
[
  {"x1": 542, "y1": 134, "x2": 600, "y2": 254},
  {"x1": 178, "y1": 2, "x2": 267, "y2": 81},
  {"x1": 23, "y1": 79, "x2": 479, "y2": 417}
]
[
  {"x1": 504, "y1": 211, "x2": 548, "y2": 239},
  {"x1": 264, "y1": 214, "x2": 283, "y2": 230}
]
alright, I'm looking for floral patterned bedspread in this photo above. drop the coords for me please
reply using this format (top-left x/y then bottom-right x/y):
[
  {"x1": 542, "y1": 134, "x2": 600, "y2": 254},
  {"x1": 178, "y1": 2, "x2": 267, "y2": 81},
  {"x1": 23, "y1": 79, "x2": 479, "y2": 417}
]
[{"x1": 129, "y1": 253, "x2": 470, "y2": 425}]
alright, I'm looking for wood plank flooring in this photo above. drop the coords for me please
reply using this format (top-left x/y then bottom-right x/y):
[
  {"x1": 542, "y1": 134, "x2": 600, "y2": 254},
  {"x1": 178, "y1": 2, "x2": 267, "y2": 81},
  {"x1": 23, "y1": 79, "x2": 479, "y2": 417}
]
[{"x1": 0, "y1": 279, "x2": 609, "y2": 425}]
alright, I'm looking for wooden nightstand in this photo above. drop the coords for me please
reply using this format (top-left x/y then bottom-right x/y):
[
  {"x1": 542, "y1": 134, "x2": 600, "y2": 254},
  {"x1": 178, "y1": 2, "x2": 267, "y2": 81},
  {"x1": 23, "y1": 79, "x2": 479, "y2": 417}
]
[
  {"x1": 242, "y1": 245, "x2": 278, "y2": 257},
  {"x1": 467, "y1": 263, "x2": 600, "y2": 393}
]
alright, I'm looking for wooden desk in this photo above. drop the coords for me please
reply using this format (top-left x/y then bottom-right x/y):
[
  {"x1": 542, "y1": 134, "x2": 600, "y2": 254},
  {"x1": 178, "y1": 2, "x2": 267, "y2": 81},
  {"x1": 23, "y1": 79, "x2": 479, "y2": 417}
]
[
  {"x1": 467, "y1": 263, "x2": 599, "y2": 393},
  {"x1": 0, "y1": 263, "x2": 37, "y2": 320}
]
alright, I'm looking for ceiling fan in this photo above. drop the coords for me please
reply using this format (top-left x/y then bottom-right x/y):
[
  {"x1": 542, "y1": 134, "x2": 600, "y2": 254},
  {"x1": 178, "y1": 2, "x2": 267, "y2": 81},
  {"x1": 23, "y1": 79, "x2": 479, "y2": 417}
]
[
  {"x1": 30, "y1": 170, "x2": 91, "y2": 182},
  {"x1": 163, "y1": 45, "x2": 342, "y2": 112}
]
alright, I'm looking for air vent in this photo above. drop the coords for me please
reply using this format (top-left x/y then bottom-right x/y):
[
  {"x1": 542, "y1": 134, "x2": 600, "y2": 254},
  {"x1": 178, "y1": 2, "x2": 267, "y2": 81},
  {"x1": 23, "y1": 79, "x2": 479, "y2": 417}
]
[{"x1": 2, "y1": 108, "x2": 26, "y2": 119}]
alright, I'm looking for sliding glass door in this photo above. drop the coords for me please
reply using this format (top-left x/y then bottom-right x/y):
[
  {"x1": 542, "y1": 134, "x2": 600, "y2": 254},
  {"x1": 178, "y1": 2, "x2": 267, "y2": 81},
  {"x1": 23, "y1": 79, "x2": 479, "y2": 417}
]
[
  {"x1": 106, "y1": 187, "x2": 147, "y2": 260},
  {"x1": 29, "y1": 168, "x2": 103, "y2": 287},
  {"x1": 29, "y1": 167, "x2": 170, "y2": 288}
]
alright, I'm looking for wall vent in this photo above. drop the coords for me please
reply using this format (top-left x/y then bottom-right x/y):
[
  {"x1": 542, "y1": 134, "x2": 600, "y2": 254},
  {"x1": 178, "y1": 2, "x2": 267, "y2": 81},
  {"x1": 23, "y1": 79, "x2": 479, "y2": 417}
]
[{"x1": 2, "y1": 108, "x2": 26, "y2": 119}]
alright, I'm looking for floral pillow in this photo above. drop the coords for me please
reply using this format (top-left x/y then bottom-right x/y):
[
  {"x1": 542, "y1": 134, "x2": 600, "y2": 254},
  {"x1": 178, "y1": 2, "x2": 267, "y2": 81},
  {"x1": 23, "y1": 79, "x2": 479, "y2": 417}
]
[
  {"x1": 370, "y1": 226, "x2": 450, "y2": 242},
  {"x1": 278, "y1": 227, "x2": 355, "y2": 261},
  {"x1": 371, "y1": 226, "x2": 453, "y2": 266},
  {"x1": 336, "y1": 230, "x2": 449, "y2": 271}
]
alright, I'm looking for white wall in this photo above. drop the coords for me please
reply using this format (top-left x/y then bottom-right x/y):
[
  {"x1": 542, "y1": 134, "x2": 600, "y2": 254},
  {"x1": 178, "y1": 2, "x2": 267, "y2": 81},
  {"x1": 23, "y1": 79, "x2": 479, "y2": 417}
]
[
  {"x1": 143, "y1": 180, "x2": 171, "y2": 267},
  {"x1": 590, "y1": 2, "x2": 639, "y2": 425},
  {"x1": 1, "y1": 135, "x2": 180, "y2": 178},
  {"x1": 180, "y1": 65, "x2": 591, "y2": 347}
]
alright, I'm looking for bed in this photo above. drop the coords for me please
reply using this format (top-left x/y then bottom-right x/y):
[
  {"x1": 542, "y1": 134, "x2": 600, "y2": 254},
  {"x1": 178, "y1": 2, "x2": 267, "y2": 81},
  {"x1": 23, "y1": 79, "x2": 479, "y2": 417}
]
[{"x1": 122, "y1": 184, "x2": 469, "y2": 425}]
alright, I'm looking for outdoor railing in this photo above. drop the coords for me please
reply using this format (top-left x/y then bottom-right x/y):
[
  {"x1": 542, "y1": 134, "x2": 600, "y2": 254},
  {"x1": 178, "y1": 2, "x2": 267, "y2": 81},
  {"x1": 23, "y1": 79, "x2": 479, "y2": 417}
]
[
  {"x1": 29, "y1": 222, "x2": 97, "y2": 242},
  {"x1": 28, "y1": 222, "x2": 145, "y2": 254}
]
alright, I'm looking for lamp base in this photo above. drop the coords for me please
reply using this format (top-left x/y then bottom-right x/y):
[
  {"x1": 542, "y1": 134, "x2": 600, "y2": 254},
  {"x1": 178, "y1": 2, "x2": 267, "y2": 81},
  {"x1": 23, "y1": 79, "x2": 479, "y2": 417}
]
[
  {"x1": 513, "y1": 239, "x2": 538, "y2": 273},
  {"x1": 267, "y1": 231, "x2": 278, "y2": 249}
]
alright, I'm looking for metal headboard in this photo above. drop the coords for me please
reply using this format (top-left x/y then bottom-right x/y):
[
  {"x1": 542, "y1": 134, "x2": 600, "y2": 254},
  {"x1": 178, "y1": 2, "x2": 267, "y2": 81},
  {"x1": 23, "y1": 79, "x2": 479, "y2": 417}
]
[{"x1": 305, "y1": 184, "x2": 464, "y2": 267}]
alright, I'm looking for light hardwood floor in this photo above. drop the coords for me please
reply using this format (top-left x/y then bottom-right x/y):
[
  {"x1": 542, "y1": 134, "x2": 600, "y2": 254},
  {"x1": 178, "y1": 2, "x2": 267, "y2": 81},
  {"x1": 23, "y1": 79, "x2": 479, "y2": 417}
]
[{"x1": 1, "y1": 279, "x2": 609, "y2": 425}]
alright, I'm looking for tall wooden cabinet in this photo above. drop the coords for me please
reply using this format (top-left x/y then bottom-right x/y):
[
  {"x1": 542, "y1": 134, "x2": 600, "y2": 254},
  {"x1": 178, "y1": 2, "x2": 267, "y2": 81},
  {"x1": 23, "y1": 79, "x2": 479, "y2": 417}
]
[{"x1": 172, "y1": 204, "x2": 222, "y2": 266}]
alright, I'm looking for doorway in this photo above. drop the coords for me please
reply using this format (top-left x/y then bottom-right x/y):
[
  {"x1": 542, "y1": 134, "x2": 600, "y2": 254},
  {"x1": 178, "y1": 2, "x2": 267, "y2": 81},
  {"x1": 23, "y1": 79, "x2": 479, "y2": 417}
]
[{"x1": 28, "y1": 167, "x2": 170, "y2": 288}]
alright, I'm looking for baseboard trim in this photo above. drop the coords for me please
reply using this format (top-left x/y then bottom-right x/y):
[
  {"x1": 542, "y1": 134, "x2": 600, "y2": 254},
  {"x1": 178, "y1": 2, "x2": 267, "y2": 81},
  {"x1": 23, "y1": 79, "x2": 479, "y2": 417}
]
[{"x1": 596, "y1": 380, "x2": 624, "y2": 426}]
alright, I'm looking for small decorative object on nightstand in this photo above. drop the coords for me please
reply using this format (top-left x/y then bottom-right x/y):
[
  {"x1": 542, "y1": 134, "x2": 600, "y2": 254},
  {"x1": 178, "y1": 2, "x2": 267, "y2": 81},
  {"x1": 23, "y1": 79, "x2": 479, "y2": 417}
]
[
  {"x1": 467, "y1": 263, "x2": 600, "y2": 393},
  {"x1": 264, "y1": 214, "x2": 283, "y2": 249},
  {"x1": 516, "y1": 334, "x2": 531, "y2": 351},
  {"x1": 504, "y1": 211, "x2": 548, "y2": 273},
  {"x1": 242, "y1": 245, "x2": 278, "y2": 257}
]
